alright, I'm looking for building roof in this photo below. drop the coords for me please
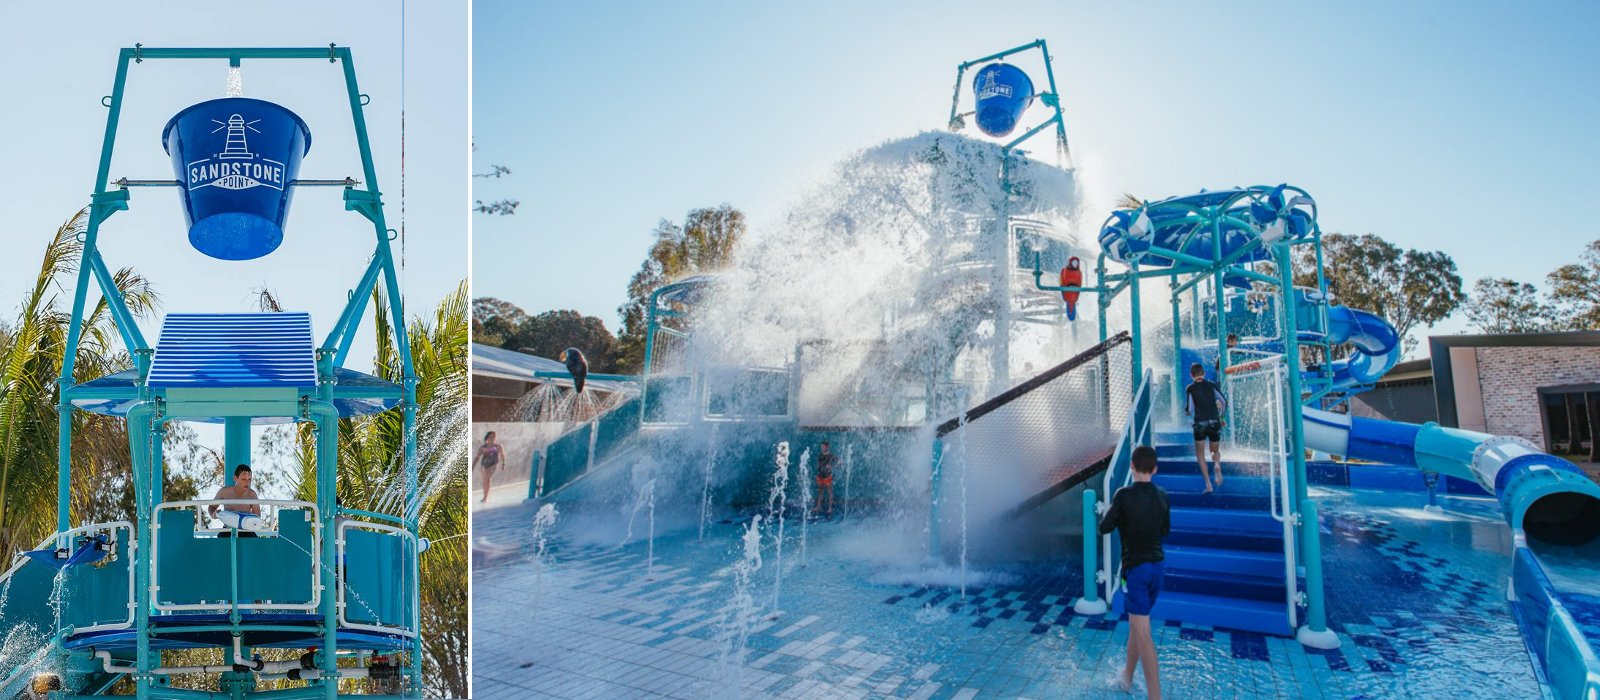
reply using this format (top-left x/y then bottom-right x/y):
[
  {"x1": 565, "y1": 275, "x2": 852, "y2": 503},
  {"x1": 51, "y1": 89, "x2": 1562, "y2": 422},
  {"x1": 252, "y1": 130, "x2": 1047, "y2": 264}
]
[{"x1": 470, "y1": 343, "x2": 631, "y2": 394}]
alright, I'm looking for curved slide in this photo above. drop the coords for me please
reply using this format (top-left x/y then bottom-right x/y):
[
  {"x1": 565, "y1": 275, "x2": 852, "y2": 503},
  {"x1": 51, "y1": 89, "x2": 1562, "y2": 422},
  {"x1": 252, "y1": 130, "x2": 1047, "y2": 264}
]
[
  {"x1": 1183, "y1": 301, "x2": 1401, "y2": 392},
  {"x1": 1302, "y1": 407, "x2": 1600, "y2": 545}
]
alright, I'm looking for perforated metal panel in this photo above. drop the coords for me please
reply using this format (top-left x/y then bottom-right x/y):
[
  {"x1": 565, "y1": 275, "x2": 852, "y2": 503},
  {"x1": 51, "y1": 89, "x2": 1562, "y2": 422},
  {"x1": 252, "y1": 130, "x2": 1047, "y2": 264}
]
[{"x1": 148, "y1": 313, "x2": 317, "y2": 388}]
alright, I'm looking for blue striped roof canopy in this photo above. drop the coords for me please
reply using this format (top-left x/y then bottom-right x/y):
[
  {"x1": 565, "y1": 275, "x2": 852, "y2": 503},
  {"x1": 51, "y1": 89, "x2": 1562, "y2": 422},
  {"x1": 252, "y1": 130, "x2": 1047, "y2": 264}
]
[{"x1": 148, "y1": 313, "x2": 318, "y2": 389}]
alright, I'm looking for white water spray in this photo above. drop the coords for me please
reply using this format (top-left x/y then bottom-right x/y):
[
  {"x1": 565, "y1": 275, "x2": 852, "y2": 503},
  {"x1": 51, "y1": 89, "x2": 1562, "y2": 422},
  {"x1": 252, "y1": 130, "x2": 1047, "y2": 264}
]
[
  {"x1": 797, "y1": 448, "x2": 811, "y2": 567},
  {"x1": 716, "y1": 514, "x2": 764, "y2": 698},
  {"x1": 767, "y1": 442, "x2": 790, "y2": 619},
  {"x1": 531, "y1": 504, "x2": 559, "y2": 624},
  {"x1": 700, "y1": 425, "x2": 719, "y2": 542}
]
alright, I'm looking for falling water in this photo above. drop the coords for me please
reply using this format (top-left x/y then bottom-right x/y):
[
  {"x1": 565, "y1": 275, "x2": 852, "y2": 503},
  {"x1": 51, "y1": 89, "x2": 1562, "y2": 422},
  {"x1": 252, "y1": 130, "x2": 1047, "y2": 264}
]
[
  {"x1": 621, "y1": 459, "x2": 659, "y2": 581},
  {"x1": 767, "y1": 442, "x2": 790, "y2": 619},
  {"x1": 368, "y1": 372, "x2": 470, "y2": 527},
  {"x1": 716, "y1": 515, "x2": 764, "y2": 698},
  {"x1": 700, "y1": 425, "x2": 719, "y2": 542},
  {"x1": 958, "y1": 415, "x2": 970, "y2": 600},
  {"x1": 225, "y1": 66, "x2": 243, "y2": 97},
  {"x1": 797, "y1": 448, "x2": 811, "y2": 567},
  {"x1": 842, "y1": 444, "x2": 855, "y2": 519}
]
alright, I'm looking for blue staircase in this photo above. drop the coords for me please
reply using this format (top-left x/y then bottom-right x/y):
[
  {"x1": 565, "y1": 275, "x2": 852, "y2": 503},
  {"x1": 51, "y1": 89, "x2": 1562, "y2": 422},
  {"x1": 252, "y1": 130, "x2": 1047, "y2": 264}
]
[{"x1": 1108, "y1": 435, "x2": 1296, "y2": 636}]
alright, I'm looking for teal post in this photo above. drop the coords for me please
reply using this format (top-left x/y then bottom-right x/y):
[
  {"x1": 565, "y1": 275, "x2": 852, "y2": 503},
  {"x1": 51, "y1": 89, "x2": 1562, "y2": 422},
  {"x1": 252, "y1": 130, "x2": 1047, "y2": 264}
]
[
  {"x1": 1212, "y1": 218, "x2": 1228, "y2": 388},
  {"x1": 1278, "y1": 245, "x2": 1336, "y2": 648},
  {"x1": 1075, "y1": 489, "x2": 1107, "y2": 614},
  {"x1": 309, "y1": 400, "x2": 341, "y2": 699},
  {"x1": 126, "y1": 402, "x2": 156, "y2": 700},
  {"x1": 927, "y1": 439, "x2": 944, "y2": 562},
  {"x1": 1096, "y1": 254, "x2": 1109, "y2": 344},
  {"x1": 59, "y1": 49, "x2": 135, "y2": 538},
  {"x1": 1297, "y1": 498, "x2": 1338, "y2": 648},
  {"x1": 1128, "y1": 260, "x2": 1142, "y2": 391},
  {"x1": 1170, "y1": 274, "x2": 1183, "y2": 421},
  {"x1": 224, "y1": 417, "x2": 251, "y2": 484}
]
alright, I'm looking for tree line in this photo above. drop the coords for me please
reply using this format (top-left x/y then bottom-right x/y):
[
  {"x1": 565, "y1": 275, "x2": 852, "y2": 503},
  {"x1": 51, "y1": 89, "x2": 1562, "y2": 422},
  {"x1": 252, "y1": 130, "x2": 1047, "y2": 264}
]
[{"x1": 473, "y1": 210, "x2": 1599, "y2": 375}]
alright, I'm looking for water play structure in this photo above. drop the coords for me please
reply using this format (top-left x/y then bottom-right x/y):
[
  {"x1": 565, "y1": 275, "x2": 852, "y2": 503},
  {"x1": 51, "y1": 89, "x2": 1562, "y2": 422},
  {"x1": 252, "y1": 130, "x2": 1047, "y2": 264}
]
[
  {"x1": 0, "y1": 46, "x2": 426, "y2": 699},
  {"x1": 510, "y1": 40, "x2": 1600, "y2": 698}
]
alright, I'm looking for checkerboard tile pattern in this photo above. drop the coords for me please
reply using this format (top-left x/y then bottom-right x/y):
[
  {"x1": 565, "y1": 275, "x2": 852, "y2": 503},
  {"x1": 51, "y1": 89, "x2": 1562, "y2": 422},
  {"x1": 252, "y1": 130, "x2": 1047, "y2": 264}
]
[{"x1": 473, "y1": 489, "x2": 1545, "y2": 698}]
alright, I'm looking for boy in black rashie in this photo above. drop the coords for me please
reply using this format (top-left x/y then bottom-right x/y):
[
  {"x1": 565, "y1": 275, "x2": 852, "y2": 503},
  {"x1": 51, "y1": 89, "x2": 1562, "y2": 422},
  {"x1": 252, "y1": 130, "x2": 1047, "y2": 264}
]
[
  {"x1": 1099, "y1": 445, "x2": 1169, "y2": 699},
  {"x1": 1185, "y1": 362, "x2": 1228, "y2": 493}
]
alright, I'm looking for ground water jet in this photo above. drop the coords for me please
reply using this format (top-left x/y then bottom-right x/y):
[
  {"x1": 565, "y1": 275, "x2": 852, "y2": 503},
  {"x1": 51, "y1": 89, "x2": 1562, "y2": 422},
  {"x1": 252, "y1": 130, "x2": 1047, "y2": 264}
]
[
  {"x1": 767, "y1": 442, "x2": 790, "y2": 619},
  {"x1": 798, "y1": 447, "x2": 811, "y2": 567},
  {"x1": 716, "y1": 514, "x2": 764, "y2": 699},
  {"x1": 531, "y1": 504, "x2": 559, "y2": 624}
]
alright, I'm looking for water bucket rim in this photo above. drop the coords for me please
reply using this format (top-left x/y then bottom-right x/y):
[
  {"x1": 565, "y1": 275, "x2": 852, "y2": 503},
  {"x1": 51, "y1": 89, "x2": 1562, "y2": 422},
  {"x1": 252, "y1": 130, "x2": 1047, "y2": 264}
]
[{"x1": 162, "y1": 97, "x2": 312, "y2": 156}]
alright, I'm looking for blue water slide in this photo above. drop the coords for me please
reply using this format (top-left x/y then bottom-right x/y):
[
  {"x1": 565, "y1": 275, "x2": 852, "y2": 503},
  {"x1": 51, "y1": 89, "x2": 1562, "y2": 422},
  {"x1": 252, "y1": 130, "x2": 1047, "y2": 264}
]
[
  {"x1": 1181, "y1": 303, "x2": 1400, "y2": 390},
  {"x1": 1302, "y1": 407, "x2": 1600, "y2": 546}
]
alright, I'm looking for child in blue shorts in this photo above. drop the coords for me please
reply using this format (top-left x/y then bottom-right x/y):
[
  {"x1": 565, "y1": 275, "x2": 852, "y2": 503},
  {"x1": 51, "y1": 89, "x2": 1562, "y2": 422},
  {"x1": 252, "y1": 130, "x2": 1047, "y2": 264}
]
[{"x1": 1098, "y1": 445, "x2": 1169, "y2": 698}]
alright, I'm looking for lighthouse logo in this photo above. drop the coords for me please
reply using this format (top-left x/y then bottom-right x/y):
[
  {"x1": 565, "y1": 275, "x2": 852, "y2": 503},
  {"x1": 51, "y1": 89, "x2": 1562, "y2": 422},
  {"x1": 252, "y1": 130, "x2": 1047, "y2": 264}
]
[
  {"x1": 185, "y1": 113, "x2": 287, "y2": 192},
  {"x1": 976, "y1": 70, "x2": 1013, "y2": 101}
]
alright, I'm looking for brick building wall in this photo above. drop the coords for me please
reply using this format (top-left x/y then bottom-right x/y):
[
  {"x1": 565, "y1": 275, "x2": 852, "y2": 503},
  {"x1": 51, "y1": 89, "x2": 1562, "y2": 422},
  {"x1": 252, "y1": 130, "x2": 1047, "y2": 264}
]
[{"x1": 1472, "y1": 345, "x2": 1600, "y2": 446}]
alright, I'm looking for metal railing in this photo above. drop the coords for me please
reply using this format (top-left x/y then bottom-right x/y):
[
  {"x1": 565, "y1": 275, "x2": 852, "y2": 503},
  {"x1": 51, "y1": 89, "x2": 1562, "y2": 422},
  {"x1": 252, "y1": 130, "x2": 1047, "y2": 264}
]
[
  {"x1": 335, "y1": 520, "x2": 419, "y2": 637},
  {"x1": 1096, "y1": 369, "x2": 1154, "y2": 604},
  {"x1": 1225, "y1": 355, "x2": 1300, "y2": 629},
  {"x1": 150, "y1": 499, "x2": 320, "y2": 613}
]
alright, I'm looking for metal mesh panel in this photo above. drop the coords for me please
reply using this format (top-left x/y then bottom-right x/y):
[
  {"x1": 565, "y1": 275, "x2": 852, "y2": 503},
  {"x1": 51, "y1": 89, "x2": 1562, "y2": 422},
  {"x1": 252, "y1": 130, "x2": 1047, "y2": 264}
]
[
  {"x1": 1224, "y1": 358, "x2": 1291, "y2": 476},
  {"x1": 649, "y1": 326, "x2": 690, "y2": 376},
  {"x1": 938, "y1": 333, "x2": 1134, "y2": 508}
]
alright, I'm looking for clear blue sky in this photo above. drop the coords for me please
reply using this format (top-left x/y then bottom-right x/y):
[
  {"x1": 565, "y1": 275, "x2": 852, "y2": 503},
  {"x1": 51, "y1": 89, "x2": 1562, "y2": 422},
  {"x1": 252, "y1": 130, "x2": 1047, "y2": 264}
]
[
  {"x1": 0, "y1": 0, "x2": 467, "y2": 367},
  {"x1": 473, "y1": 0, "x2": 1600, "y2": 347}
]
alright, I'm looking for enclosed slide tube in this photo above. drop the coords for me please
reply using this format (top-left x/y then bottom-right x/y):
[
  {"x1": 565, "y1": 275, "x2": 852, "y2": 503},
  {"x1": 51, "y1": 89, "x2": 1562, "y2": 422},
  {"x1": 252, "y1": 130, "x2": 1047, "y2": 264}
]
[{"x1": 1302, "y1": 407, "x2": 1600, "y2": 545}]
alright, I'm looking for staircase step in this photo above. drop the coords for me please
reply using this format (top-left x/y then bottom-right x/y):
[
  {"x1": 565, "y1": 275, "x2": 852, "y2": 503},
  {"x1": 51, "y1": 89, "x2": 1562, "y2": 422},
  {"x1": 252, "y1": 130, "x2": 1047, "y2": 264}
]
[
  {"x1": 1152, "y1": 473, "x2": 1270, "y2": 495},
  {"x1": 1166, "y1": 527, "x2": 1284, "y2": 553},
  {"x1": 1170, "y1": 506, "x2": 1282, "y2": 533},
  {"x1": 1167, "y1": 491, "x2": 1273, "y2": 510},
  {"x1": 1163, "y1": 569, "x2": 1288, "y2": 602},
  {"x1": 1165, "y1": 546, "x2": 1287, "y2": 578},
  {"x1": 1112, "y1": 590, "x2": 1292, "y2": 636}
]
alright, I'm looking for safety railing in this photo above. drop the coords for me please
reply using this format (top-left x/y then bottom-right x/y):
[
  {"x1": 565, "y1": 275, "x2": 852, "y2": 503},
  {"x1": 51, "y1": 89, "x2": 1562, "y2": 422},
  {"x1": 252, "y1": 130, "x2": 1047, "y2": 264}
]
[
  {"x1": 336, "y1": 520, "x2": 419, "y2": 637},
  {"x1": 1095, "y1": 368, "x2": 1153, "y2": 605},
  {"x1": 18, "y1": 522, "x2": 138, "y2": 635},
  {"x1": 1225, "y1": 355, "x2": 1300, "y2": 629},
  {"x1": 150, "y1": 499, "x2": 320, "y2": 613}
]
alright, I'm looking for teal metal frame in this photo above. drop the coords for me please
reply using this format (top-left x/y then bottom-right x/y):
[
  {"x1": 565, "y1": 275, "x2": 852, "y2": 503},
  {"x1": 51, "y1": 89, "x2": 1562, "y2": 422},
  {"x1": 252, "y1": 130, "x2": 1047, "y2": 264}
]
[
  {"x1": 947, "y1": 39, "x2": 1071, "y2": 174},
  {"x1": 51, "y1": 45, "x2": 423, "y2": 699},
  {"x1": 1040, "y1": 186, "x2": 1340, "y2": 645}
]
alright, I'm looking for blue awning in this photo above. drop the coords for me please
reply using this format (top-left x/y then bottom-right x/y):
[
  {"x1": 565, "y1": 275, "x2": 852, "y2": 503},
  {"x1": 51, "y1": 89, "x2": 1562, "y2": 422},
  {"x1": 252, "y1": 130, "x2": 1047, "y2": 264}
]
[{"x1": 149, "y1": 312, "x2": 319, "y2": 388}]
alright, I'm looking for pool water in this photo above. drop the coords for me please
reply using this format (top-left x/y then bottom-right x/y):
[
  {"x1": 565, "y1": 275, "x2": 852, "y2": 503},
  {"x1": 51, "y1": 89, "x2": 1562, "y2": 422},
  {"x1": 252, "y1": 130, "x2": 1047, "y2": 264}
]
[{"x1": 472, "y1": 486, "x2": 1545, "y2": 699}]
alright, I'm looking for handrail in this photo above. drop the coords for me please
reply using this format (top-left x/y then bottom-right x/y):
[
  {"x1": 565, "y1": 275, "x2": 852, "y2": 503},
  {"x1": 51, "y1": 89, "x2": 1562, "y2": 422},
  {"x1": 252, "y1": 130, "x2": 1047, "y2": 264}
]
[
  {"x1": 150, "y1": 499, "x2": 320, "y2": 613},
  {"x1": 935, "y1": 331, "x2": 1133, "y2": 438},
  {"x1": 1098, "y1": 369, "x2": 1153, "y2": 604},
  {"x1": 1225, "y1": 361, "x2": 1300, "y2": 629},
  {"x1": 335, "y1": 520, "x2": 419, "y2": 638}
]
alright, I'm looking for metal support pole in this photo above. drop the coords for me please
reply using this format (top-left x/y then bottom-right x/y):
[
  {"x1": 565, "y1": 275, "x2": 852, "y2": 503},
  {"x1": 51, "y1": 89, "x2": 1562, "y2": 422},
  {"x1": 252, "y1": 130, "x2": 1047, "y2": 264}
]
[
  {"x1": 224, "y1": 417, "x2": 251, "y2": 485},
  {"x1": 927, "y1": 439, "x2": 945, "y2": 563},
  {"x1": 1170, "y1": 274, "x2": 1183, "y2": 422},
  {"x1": 1128, "y1": 260, "x2": 1142, "y2": 392},
  {"x1": 1297, "y1": 499, "x2": 1339, "y2": 648},
  {"x1": 1075, "y1": 489, "x2": 1107, "y2": 614},
  {"x1": 307, "y1": 401, "x2": 341, "y2": 699}
]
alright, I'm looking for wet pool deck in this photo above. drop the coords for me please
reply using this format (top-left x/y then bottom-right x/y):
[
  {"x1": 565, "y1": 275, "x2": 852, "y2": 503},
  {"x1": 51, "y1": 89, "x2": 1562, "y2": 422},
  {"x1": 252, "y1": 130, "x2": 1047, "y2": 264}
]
[{"x1": 472, "y1": 487, "x2": 1547, "y2": 699}]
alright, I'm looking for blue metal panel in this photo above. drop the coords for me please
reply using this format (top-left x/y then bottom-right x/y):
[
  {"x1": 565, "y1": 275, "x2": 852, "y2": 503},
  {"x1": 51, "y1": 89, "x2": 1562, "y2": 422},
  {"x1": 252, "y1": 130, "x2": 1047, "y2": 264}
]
[{"x1": 149, "y1": 312, "x2": 317, "y2": 388}]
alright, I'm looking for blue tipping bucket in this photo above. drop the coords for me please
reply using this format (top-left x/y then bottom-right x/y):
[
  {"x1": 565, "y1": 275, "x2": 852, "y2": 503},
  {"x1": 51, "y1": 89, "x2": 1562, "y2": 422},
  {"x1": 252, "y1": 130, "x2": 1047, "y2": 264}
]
[
  {"x1": 162, "y1": 98, "x2": 312, "y2": 261},
  {"x1": 973, "y1": 63, "x2": 1035, "y2": 138}
]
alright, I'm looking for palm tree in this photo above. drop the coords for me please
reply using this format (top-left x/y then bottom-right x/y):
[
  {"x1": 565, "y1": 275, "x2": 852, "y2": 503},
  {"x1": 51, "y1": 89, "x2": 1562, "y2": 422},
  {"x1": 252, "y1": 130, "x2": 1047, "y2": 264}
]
[
  {"x1": 289, "y1": 280, "x2": 469, "y2": 698},
  {"x1": 0, "y1": 208, "x2": 160, "y2": 556}
]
